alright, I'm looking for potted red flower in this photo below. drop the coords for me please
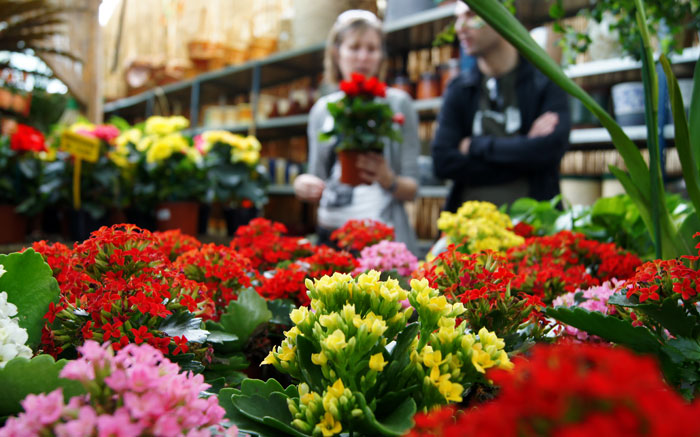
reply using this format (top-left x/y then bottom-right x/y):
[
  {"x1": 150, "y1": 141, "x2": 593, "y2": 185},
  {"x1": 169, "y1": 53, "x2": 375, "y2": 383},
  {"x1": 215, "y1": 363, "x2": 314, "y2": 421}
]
[{"x1": 320, "y1": 73, "x2": 403, "y2": 186}]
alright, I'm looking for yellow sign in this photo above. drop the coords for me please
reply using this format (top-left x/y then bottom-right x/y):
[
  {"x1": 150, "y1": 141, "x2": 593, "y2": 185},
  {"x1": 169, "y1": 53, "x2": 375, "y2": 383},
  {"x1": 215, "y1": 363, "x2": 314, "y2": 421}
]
[{"x1": 61, "y1": 130, "x2": 100, "y2": 163}]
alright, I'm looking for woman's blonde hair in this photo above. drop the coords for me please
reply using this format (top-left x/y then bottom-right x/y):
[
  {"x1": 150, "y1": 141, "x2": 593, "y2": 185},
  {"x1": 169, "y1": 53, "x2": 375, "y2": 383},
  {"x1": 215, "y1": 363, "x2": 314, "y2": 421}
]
[{"x1": 323, "y1": 9, "x2": 386, "y2": 85}]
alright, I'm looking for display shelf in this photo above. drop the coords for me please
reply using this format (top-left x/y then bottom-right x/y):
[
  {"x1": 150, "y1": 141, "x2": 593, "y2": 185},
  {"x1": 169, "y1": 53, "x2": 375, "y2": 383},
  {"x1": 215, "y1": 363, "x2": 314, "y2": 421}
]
[
  {"x1": 185, "y1": 124, "x2": 250, "y2": 136},
  {"x1": 257, "y1": 114, "x2": 310, "y2": 129},
  {"x1": 564, "y1": 46, "x2": 700, "y2": 79},
  {"x1": 569, "y1": 125, "x2": 675, "y2": 145},
  {"x1": 267, "y1": 184, "x2": 450, "y2": 197},
  {"x1": 413, "y1": 97, "x2": 443, "y2": 112}
]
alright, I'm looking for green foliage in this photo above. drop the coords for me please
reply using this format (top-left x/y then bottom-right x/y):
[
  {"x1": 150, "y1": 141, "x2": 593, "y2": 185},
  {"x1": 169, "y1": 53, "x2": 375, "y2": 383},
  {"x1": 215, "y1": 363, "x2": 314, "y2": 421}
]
[
  {"x1": 0, "y1": 249, "x2": 59, "y2": 349},
  {"x1": 203, "y1": 142, "x2": 268, "y2": 209},
  {"x1": 0, "y1": 355, "x2": 85, "y2": 419},
  {"x1": 549, "y1": 0, "x2": 699, "y2": 63},
  {"x1": 0, "y1": 136, "x2": 44, "y2": 215}
]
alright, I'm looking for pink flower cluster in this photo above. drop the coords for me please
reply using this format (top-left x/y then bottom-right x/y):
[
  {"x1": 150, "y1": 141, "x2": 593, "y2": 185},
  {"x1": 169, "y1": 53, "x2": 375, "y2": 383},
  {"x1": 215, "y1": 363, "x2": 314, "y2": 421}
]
[
  {"x1": 353, "y1": 240, "x2": 419, "y2": 277},
  {"x1": 0, "y1": 341, "x2": 232, "y2": 437},
  {"x1": 75, "y1": 124, "x2": 121, "y2": 143},
  {"x1": 552, "y1": 279, "x2": 623, "y2": 341}
]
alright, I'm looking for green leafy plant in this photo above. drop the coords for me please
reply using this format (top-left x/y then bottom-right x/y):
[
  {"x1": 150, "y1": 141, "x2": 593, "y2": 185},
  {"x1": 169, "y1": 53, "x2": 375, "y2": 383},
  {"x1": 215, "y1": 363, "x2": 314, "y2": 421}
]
[
  {"x1": 550, "y1": 0, "x2": 699, "y2": 63},
  {"x1": 461, "y1": 0, "x2": 700, "y2": 260},
  {"x1": 222, "y1": 271, "x2": 513, "y2": 436}
]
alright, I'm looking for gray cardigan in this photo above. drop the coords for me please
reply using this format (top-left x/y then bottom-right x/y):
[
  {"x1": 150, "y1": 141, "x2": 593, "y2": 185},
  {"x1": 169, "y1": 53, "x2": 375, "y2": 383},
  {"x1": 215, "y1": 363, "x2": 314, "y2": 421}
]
[{"x1": 307, "y1": 87, "x2": 421, "y2": 254}]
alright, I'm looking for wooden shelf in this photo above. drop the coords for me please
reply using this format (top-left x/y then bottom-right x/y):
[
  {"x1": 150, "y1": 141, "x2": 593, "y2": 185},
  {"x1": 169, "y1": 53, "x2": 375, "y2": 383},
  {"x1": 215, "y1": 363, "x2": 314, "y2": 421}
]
[{"x1": 569, "y1": 125, "x2": 675, "y2": 145}]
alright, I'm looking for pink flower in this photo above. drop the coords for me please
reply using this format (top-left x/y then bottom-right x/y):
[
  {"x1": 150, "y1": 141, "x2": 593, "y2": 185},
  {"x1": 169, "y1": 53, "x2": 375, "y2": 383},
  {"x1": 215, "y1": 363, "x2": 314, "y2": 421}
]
[
  {"x1": 354, "y1": 240, "x2": 418, "y2": 277},
  {"x1": 96, "y1": 408, "x2": 143, "y2": 437}
]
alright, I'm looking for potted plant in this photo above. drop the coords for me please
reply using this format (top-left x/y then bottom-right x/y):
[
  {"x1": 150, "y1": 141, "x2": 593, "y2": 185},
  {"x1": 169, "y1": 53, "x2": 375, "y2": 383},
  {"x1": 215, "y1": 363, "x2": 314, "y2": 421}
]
[
  {"x1": 196, "y1": 130, "x2": 268, "y2": 235},
  {"x1": 320, "y1": 73, "x2": 403, "y2": 186},
  {"x1": 0, "y1": 124, "x2": 46, "y2": 243},
  {"x1": 117, "y1": 116, "x2": 206, "y2": 236}
]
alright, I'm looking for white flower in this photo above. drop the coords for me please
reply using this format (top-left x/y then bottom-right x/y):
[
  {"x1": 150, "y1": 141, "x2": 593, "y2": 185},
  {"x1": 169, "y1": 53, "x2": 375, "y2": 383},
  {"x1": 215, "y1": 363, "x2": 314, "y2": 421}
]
[
  {"x1": 0, "y1": 263, "x2": 5, "y2": 278},
  {"x1": 0, "y1": 292, "x2": 32, "y2": 368}
]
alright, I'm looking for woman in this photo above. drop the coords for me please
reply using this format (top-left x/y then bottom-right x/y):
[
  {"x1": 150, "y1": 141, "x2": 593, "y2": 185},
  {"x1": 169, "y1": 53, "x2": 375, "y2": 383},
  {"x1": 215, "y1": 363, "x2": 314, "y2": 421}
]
[{"x1": 293, "y1": 9, "x2": 421, "y2": 254}]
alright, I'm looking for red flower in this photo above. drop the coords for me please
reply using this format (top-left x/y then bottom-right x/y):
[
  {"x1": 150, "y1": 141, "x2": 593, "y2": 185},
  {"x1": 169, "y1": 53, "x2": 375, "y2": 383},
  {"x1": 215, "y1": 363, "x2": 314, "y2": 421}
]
[
  {"x1": 131, "y1": 326, "x2": 154, "y2": 344},
  {"x1": 10, "y1": 124, "x2": 46, "y2": 152},
  {"x1": 391, "y1": 112, "x2": 405, "y2": 125},
  {"x1": 172, "y1": 335, "x2": 189, "y2": 355},
  {"x1": 241, "y1": 199, "x2": 254, "y2": 209},
  {"x1": 340, "y1": 80, "x2": 360, "y2": 97},
  {"x1": 330, "y1": 219, "x2": 395, "y2": 252}
]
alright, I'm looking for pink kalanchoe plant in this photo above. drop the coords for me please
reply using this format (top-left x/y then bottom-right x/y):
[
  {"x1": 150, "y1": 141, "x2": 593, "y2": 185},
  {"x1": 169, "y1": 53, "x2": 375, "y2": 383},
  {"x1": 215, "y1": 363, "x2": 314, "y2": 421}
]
[
  {"x1": 0, "y1": 341, "x2": 234, "y2": 437},
  {"x1": 552, "y1": 279, "x2": 624, "y2": 341},
  {"x1": 353, "y1": 240, "x2": 419, "y2": 277}
]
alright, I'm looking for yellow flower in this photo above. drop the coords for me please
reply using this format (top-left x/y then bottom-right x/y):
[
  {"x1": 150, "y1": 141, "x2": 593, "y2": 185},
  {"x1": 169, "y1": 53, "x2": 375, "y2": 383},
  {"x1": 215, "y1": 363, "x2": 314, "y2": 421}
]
[
  {"x1": 369, "y1": 353, "x2": 387, "y2": 372},
  {"x1": 496, "y1": 350, "x2": 514, "y2": 371},
  {"x1": 145, "y1": 139, "x2": 173, "y2": 163},
  {"x1": 145, "y1": 115, "x2": 189, "y2": 136},
  {"x1": 427, "y1": 295, "x2": 448, "y2": 313},
  {"x1": 324, "y1": 330, "x2": 347, "y2": 352},
  {"x1": 317, "y1": 411, "x2": 342, "y2": 437},
  {"x1": 278, "y1": 344, "x2": 296, "y2": 362},
  {"x1": 242, "y1": 135, "x2": 262, "y2": 151},
  {"x1": 311, "y1": 351, "x2": 328, "y2": 366},
  {"x1": 116, "y1": 128, "x2": 142, "y2": 148},
  {"x1": 478, "y1": 327, "x2": 505, "y2": 350},
  {"x1": 438, "y1": 378, "x2": 463, "y2": 403},
  {"x1": 422, "y1": 348, "x2": 444, "y2": 368},
  {"x1": 261, "y1": 350, "x2": 278, "y2": 366},
  {"x1": 284, "y1": 326, "x2": 300, "y2": 340},
  {"x1": 328, "y1": 379, "x2": 345, "y2": 399},
  {"x1": 69, "y1": 121, "x2": 94, "y2": 133},
  {"x1": 136, "y1": 136, "x2": 154, "y2": 152},
  {"x1": 290, "y1": 307, "x2": 309, "y2": 325},
  {"x1": 471, "y1": 344, "x2": 495, "y2": 374}
]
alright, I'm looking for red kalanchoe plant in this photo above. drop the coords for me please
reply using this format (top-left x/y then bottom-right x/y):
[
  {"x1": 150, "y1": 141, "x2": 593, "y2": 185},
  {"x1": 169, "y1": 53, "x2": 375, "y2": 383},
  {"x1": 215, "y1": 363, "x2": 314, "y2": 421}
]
[
  {"x1": 230, "y1": 218, "x2": 313, "y2": 271},
  {"x1": 174, "y1": 243, "x2": 254, "y2": 320},
  {"x1": 40, "y1": 225, "x2": 206, "y2": 359},
  {"x1": 322, "y1": 73, "x2": 401, "y2": 152},
  {"x1": 414, "y1": 245, "x2": 547, "y2": 346},
  {"x1": 10, "y1": 123, "x2": 47, "y2": 152},
  {"x1": 330, "y1": 218, "x2": 395, "y2": 252},
  {"x1": 152, "y1": 229, "x2": 203, "y2": 262},
  {"x1": 408, "y1": 343, "x2": 700, "y2": 437}
]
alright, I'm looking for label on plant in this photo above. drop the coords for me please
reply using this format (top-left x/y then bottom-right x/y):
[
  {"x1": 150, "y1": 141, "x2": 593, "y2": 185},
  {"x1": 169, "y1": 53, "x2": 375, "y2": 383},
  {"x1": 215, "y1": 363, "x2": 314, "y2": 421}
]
[{"x1": 60, "y1": 131, "x2": 100, "y2": 163}]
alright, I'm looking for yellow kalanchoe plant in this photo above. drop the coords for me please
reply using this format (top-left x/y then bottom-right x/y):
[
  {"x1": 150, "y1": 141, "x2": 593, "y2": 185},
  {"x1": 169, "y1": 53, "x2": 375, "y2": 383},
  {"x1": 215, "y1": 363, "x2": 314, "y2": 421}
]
[
  {"x1": 258, "y1": 271, "x2": 512, "y2": 436},
  {"x1": 437, "y1": 200, "x2": 524, "y2": 254}
]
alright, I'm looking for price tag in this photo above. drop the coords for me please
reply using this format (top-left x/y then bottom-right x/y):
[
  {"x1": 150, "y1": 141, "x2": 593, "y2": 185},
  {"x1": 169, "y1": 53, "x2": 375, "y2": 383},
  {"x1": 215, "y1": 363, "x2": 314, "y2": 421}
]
[{"x1": 60, "y1": 130, "x2": 100, "y2": 163}]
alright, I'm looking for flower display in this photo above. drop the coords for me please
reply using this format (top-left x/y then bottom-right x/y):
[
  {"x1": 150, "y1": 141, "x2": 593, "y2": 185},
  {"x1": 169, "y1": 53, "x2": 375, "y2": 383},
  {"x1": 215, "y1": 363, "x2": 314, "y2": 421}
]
[
  {"x1": 38, "y1": 225, "x2": 204, "y2": 358},
  {"x1": 436, "y1": 201, "x2": 524, "y2": 254},
  {"x1": 230, "y1": 218, "x2": 313, "y2": 271},
  {"x1": 196, "y1": 130, "x2": 268, "y2": 209},
  {"x1": 260, "y1": 272, "x2": 511, "y2": 436},
  {"x1": 0, "y1": 341, "x2": 229, "y2": 437},
  {"x1": 9, "y1": 124, "x2": 47, "y2": 153},
  {"x1": 152, "y1": 229, "x2": 203, "y2": 262},
  {"x1": 353, "y1": 240, "x2": 418, "y2": 277},
  {"x1": 174, "y1": 244, "x2": 254, "y2": 320},
  {"x1": 330, "y1": 219, "x2": 395, "y2": 252},
  {"x1": 320, "y1": 73, "x2": 402, "y2": 152},
  {"x1": 0, "y1": 284, "x2": 33, "y2": 367},
  {"x1": 407, "y1": 343, "x2": 700, "y2": 436}
]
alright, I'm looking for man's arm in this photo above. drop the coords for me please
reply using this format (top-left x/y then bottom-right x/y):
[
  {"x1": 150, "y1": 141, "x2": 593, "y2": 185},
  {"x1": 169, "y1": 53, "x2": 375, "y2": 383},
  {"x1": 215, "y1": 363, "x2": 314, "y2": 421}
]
[{"x1": 467, "y1": 80, "x2": 571, "y2": 169}]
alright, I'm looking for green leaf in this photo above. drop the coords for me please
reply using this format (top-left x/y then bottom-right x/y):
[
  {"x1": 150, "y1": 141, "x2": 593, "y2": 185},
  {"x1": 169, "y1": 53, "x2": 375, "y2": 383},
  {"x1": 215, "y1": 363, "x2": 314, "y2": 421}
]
[
  {"x1": 268, "y1": 299, "x2": 295, "y2": 326},
  {"x1": 158, "y1": 312, "x2": 209, "y2": 343},
  {"x1": 240, "y1": 378, "x2": 298, "y2": 398},
  {"x1": 219, "y1": 388, "x2": 291, "y2": 437},
  {"x1": 546, "y1": 307, "x2": 661, "y2": 354},
  {"x1": 0, "y1": 355, "x2": 85, "y2": 417},
  {"x1": 206, "y1": 331, "x2": 239, "y2": 344},
  {"x1": 0, "y1": 249, "x2": 60, "y2": 349},
  {"x1": 689, "y1": 54, "x2": 700, "y2": 171},
  {"x1": 296, "y1": 335, "x2": 324, "y2": 394},
  {"x1": 635, "y1": 297, "x2": 700, "y2": 339},
  {"x1": 660, "y1": 55, "x2": 700, "y2": 215},
  {"x1": 353, "y1": 392, "x2": 416, "y2": 436},
  {"x1": 217, "y1": 288, "x2": 272, "y2": 343}
]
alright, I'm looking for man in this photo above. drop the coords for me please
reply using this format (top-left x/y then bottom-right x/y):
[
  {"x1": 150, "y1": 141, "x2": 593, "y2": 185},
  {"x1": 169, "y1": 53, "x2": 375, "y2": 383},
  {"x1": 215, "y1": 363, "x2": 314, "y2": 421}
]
[{"x1": 432, "y1": 2, "x2": 571, "y2": 212}]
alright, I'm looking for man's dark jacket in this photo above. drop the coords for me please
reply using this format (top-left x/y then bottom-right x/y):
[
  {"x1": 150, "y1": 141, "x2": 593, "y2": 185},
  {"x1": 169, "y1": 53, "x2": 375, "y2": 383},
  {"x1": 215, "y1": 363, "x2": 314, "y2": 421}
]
[{"x1": 431, "y1": 57, "x2": 571, "y2": 212}]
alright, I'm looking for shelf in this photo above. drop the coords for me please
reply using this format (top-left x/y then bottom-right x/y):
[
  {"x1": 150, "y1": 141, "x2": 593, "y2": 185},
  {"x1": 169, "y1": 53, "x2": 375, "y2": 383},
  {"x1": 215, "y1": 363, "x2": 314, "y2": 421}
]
[
  {"x1": 257, "y1": 114, "x2": 309, "y2": 129},
  {"x1": 569, "y1": 125, "x2": 675, "y2": 145},
  {"x1": 267, "y1": 184, "x2": 450, "y2": 197},
  {"x1": 564, "y1": 46, "x2": 700, "y2": 79},
  {"x1": 413, "y1": 97, "x2": 443, "y2": 112}
]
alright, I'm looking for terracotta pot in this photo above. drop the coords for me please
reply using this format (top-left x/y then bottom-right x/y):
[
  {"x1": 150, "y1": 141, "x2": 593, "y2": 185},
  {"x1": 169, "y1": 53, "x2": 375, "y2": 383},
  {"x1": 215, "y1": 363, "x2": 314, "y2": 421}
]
[
  {"x1": 156, "y1": 201, "x2": 200, "y2": 236},
  {"x1": 0, "y1": 204, "x2": 26, "y2": 244},
  {"x1": 338, "y1": 150, "x2": 366, "y2": 186}
]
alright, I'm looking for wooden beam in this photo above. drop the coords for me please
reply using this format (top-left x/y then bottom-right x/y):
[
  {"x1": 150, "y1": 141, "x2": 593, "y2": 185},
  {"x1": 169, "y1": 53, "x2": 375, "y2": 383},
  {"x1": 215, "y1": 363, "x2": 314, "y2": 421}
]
[
  {"x1": 84, "y1": 0, "x2": 103, "y2": 123},
  {"x1": 37, "y1": 53, "x2": 87, "y2": 104}
]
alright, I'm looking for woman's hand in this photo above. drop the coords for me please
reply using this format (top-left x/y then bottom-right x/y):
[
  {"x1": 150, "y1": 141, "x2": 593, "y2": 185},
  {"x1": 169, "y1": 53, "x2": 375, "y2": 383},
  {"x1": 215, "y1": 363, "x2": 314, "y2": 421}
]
[
  {"x1": 294, "y1": 173, "x2": 325, "y2": 202},
  {"x1": 356, "y1": 152, "x2": 395, "y2": 188}
]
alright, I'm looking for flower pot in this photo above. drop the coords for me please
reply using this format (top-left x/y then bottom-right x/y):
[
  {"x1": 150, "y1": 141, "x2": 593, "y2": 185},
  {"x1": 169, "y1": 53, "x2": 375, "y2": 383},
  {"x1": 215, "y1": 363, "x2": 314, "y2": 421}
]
[
  {"x1": 156, "y1": 201, "x2": 199, "y2": 236},
  {"x1": 338, "y1": 150, "x2": 366, "y2": 186},
  {"x1": 0, "y1": 204, "x2": 26, "y2": 244},
  {"x1": 223, "y1": 206, "x2": 258, "y2": 236}
]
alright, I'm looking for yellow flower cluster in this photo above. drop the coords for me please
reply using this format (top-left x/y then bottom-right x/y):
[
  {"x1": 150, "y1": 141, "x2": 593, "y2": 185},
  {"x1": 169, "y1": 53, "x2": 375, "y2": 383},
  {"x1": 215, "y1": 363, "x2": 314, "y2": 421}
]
[
  {"x1": 144, "y1": 115, "x2": 189, "y2": 136},
  {"x1": 437, "y1": 200, "x2": 524, "y2": 253},
  {"x1": 288, "y1": 380, "x2": 362, "y2": 437},
  {"x1": 200, "y1": 130, "x2": 261, "y2": 166},
  {"x1": 113, "y1": 116, "x2": 199, "y2": 165}
]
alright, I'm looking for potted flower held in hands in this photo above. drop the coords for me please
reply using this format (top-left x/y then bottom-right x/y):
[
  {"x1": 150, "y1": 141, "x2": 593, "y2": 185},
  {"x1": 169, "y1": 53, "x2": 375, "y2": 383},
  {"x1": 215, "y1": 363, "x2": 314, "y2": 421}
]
[{"x1": 321, "y1": 73, "x2": 404, "y2": 186}]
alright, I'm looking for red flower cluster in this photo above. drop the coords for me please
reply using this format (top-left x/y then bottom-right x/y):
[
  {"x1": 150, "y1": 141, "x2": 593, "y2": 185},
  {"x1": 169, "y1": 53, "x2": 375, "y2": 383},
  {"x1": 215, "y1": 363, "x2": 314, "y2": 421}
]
[
  {"x1": 256, "y1": 245, "x2": 357, "y2": 306},
  {"x1": 507, "y1": 231, "x2": 641, "y2": 303},
  {"x1": 174, "y1": 243, "x2": 253, "y2": 320},
  {"x1": 230, "y1": 218, "x2": 313, "y2": 271},
  {"x1": 330, "y1": 219, "x2": 395, "y2": 252},
  {"x1": 511, "y1": 221, "x2": 534, "y2": 238},
  {"x1": 408, "y1": 343, "x2": 700, "y2": 437},
  {"x1": 153, "y1": 229, "x2": 202, "y2": 262},
  {"x1": 415, "y1": 246, "x2": 546, "y2": 340},
  {"x1": 624, "y1": 235, "x2": 700, "y2": 304},
  {"x1": 10, "y1": 123, "x2": 46, "y2": 152},
  {"x1": 339, "y1": 72, "x2": 386, "y2": 98},
  {"x1": 33, "y1": 225, "x2": 203, "y2": 358}
]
